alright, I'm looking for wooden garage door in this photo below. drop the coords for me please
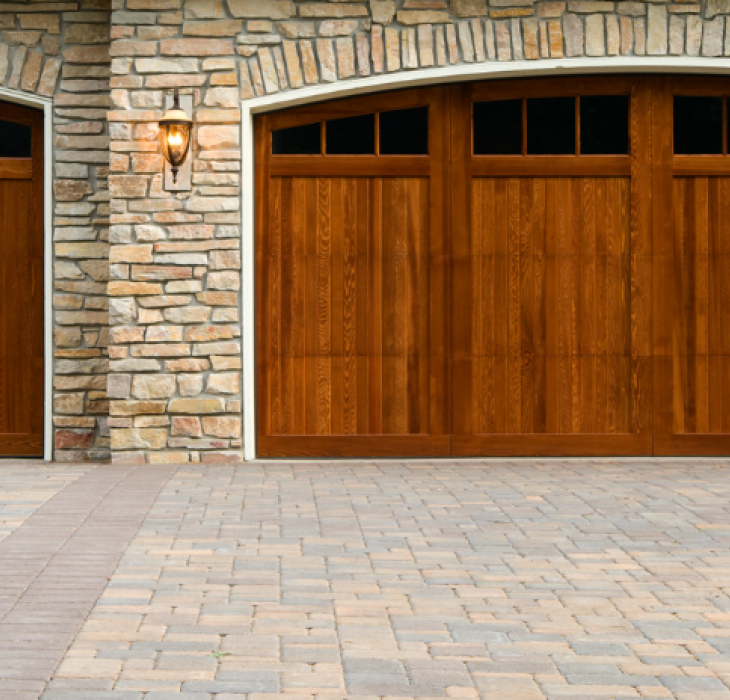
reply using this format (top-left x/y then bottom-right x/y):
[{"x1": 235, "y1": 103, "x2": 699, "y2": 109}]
[
  {"x1": 0, "y1": 100, "x2": 44, "y2": 457},
  {"x1": 256, "y1": 89, "x2": 451, "y2": 457},
  {"x1": 653, "y1": 77, "x2": 730, "y2": 455},
  {"x1": 450, "y1": 78, "x2": 653, "y2": 456},
  {"x1": 256, "y1": 76, "x2": 730, "y2": 457}
]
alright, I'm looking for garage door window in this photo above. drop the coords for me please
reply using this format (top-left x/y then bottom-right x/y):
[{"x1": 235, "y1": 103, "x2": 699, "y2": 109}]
[
  {"x1": 326, "y1": 113, "x2": 375, "y2": 154},
  {"x1": 580, "y1": 95, "x2": 630, "y2": 154},
  {"x1": 0, "y1": 119, "x2": 31, "y2": 158},
  {"x1": 272, "y1": 121, "x2": 321, "y2": 154},
  {"x1": 379, "y1": 106, "x2": 428, "y2": 155},
  {"x1": 474, "y1": 95, "x2": 630, "y2": 156},
  {"x1": 674, "y1": 96, "x2": 724, "y2": 154}
]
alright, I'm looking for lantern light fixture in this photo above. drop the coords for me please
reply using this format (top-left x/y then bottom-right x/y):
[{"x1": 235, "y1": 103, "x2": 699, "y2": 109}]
[{"x1": 158, "y1": 89, "x2": 193, "y2": 184}]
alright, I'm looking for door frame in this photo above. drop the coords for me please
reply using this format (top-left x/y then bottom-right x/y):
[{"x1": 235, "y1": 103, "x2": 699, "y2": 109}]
[
  {"x1": 0, "y1": 87, "x2": 53, "y2": 461},
  {"x1": 241, "y1": 57, "x2": 730, "y2": 461}
]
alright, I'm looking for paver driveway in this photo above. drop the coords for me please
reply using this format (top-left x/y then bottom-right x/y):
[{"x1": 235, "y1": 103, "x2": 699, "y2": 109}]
[{"x1": 1, "y1": 459, "x2": 730, "y2": 700}]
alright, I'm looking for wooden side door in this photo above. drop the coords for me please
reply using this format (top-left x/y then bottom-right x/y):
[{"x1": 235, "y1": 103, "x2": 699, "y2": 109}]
[
  {"x1": 450, "y1": 78, "x2": 654, "y2": 456},
  {"x1": 0, "y1": 101, "x2": 44, "y2": 456},
  {"x1": 654, "y1": 77, "x2": 730, "y2": 455},
  {"x1": 256, "y1": 88, "x2": 450, "y2": 457}
]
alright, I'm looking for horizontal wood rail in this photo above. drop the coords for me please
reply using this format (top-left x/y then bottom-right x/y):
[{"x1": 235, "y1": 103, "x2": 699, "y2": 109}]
[{"x1": 0, "y1": 159, "x2": 32, "y2": 180}]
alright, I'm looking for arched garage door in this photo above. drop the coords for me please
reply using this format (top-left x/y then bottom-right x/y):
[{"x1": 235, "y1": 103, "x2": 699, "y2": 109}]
[{"x1": 255, "y1": 76, "x2": 730, "y2": 458}]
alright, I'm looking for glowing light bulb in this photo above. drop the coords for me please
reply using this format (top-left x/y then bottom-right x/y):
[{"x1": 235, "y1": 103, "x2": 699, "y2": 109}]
[{"x1": 169, "y1": 132, "x2": 183, "y2": 147}]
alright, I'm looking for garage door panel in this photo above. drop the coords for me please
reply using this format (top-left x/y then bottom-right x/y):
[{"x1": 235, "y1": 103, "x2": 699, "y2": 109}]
[
  {"x1": 259, "y1": 154, "x2": 449, "y2": 454},
  {"x1": 666, "y1": 175, "x2": 730, "y2": 446},
  {"x1": 455, "y1": 172, "x2": 640, "y2": 448}
]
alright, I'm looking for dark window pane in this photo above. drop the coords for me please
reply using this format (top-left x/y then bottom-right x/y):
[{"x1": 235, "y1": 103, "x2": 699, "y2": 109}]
[
  {"x1": 674, "y1": 96, "x2": 723, "y2": 154},
  {"x1": 0, "y1": 119, "x2": 31, "y2": 158},
  {"x1": 272, "y1": 122, "x2": 321, "y2": 154},
  {"x1": 580, "y1": 95, "x2": 630, "y2": 155},
  {"x1": 326, "y1": 113, "x2": 375, "y2": 154},
  {"x1": 527, "y1": 97, "x2": 576, "y2": 155},
  {"x1": 380, "y1": 106, "x2": 429, "y2": 155},
  {"x1": 474, "y1": 99, "x2": 522, "y2": 154}
]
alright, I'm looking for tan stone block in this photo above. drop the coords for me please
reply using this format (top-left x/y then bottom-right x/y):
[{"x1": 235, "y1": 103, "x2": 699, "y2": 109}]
[
  {"x1": 111, "y1": 400, "x2": 168, "y2": 416},
  {"x1": 18, "y1": 13, "x2": 60, "y2": 33},
  {"x1": 370, "y1": 0, "x2": 396, "y2": 24},
  {"x1": 202, "y1": 415, "x2": 241, "y2": 438},
  {"x1": 196, "y1": 291, "x2": 238, "y2": 306},
  {"x1": 166, "y1": 358, "x2": 211, "y2": 372},
  {"x1": 204, "y1": 86, "x2": 239, "y2": 108},
  {"x1": 185, "y1": 325, "x2": 235, "y2": 342},
  {"x1": 56, "y1": 242, "x2": 109, "y2": 260},
  {"x1": 168, "y1": 398, "x2": 226, "y2": 413},
  {"x1": 65, "y1": 23, "x2": 110, "y2": 44},
  {"x1": 56, "y1": 327, "x2": 83, "y2": 348},
  {"x1": 130, "y1": 343, "x2": 191, "y2": 357},
  {"x1": 128, "y1": 0, "x2": 181, "y2": 8},
  {"x1": 132, "y1": 153, "x2": 164, "y2": 173},
  {"x1": 161, "y1": 38, "x2": 234, "y2": 55},
  {"x1": 4, "y1": 31, "x2": 41, "y2": 46},
  {"x1": 320, "y1": 19, "x2": 358, "y2": 36},
  {"x1": 111, "y1": 327, "x2": 145, "y2": 343},
  {"x1": 300, "y1": 3, "x2": 368, "y2": 18},
  {"x1": 54, "y1": 393, "x2": 85, "y2": 415},
  {"x1": 398, "y1": 10, "x2": 450, "y2": 24},
  {"x1": 20, "y1": 49, "x2": 42, "y2": 91},
  {"x1": 111, "y1": 428, "x2": 167, "y2": 450},
  {"x1": 109, "y1": 281, "x2": 163, "y2": 296},
  {"x1": 647, "y1": 4, "x2": 668, "y2": 55},
  {"x1": 172, "y1": 416, "x2": 203, "y2": 437},
  {"x1": 133, "y1": 266, "x2": 194, "y2": 281},
  {"x1": 80, "y1": 261, "x2": 110, "y2": 282},
  {"x1": 563, "y1": 12, "x2": 583, "y2": 56},
  {"x1": 62, "y1": 45, "x2": 110, "y2": 64},
  {"x1": 137, "y1": 295, "x2": 193, "y2": 308},
  {"x1": 132, "y1": 375, "x2": 177, "y2": 399},
  {"x1": 193, "y1": 341, "x2": 240, "y2": 356},
  {"x1": 183, "y1": 19, "x2": 242, "y2": 36},
  {"x1": 227, "y1": 0, "x2": 295, "y2": 19},
  {"x1": 108, "y1": 374, "x2": 132, "y2": 400},
  {"x1": 210, "y1": 71, "x2": 238, "y2": 86},
  {"x1": 207, "y1": 372, "x2": 240, "y2": 395},
  {"x1": 197, "y1": 124, "x2": 239, "y2": 150},
  {"x1": 586, "y1": 13, "x2": 605, "y2": 56},
  {"x1": 111, "y1": 245, "x2": 154, "y2": 264},
  {"x1": 452, "y1": 0, "x2": 487, "y2": 16},
  {"x1": 109, "y1": 175, "x2": 149, "y2": 199},
  {"x1": 538, "y1": 2, "x2": 565, "y2": 18},
  {"x1": 145, "y1": 326, "x2": 183, "y2": 342},
  {"x1": 299, "y1": 40, "x2": 319, "y2": 83},
  {"x1": 279, "y1": 21, "x2": 316, "y2": 39}
]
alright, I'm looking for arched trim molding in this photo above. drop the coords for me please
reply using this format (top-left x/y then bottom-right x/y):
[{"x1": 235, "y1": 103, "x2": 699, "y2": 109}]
[
  {"x1": 0, "y1": 86, "x2": 54, "y2": 461},
  {"x1": 240, "y1": 56, "x2": 730, "y2": 460}
]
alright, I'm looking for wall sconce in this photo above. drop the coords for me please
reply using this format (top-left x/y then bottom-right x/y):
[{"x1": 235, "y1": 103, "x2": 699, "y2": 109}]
[{"x1": 159, "y1": 89, "x2": 193, "y2": 191}]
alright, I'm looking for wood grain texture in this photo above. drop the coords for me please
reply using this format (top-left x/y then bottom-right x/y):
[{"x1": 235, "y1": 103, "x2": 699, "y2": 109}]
[
  {"x1": 0, "y1": 101, "x2": 44, "y2": 457},
  {"x1": 456, "y1": 176, "x2": 639, "y2": 439}
]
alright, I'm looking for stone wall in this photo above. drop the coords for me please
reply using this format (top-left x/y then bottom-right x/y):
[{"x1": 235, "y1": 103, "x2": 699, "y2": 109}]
[
  {"x1": 102, "y1": 0, "x2": 730, "y2": 464},
  {"x1": 1, "y1": 0, "x2": 111, "y2": 461}
]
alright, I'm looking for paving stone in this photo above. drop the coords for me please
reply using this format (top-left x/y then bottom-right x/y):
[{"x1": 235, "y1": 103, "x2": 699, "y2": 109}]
[{"x1": 0, "y1": 459, "x2": 728, "y2": 699}]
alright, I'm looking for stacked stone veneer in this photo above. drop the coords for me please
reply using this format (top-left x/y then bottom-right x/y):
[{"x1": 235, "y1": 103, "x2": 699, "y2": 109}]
[
  {"x1": 76, "y1": 0, "x2": 730, "y2": 463},
  {"x1": 1, "y1": 1, "x2": 111, "y2": 462}
]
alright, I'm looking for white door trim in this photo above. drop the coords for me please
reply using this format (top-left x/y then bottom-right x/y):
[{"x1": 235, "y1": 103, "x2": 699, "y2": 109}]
[
  {"x1": 240, "y1": 56, "x2": 730, "y2": 461},
  {"x1": 0, "y1": 87, "x2": 54, "y2": 461}
]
